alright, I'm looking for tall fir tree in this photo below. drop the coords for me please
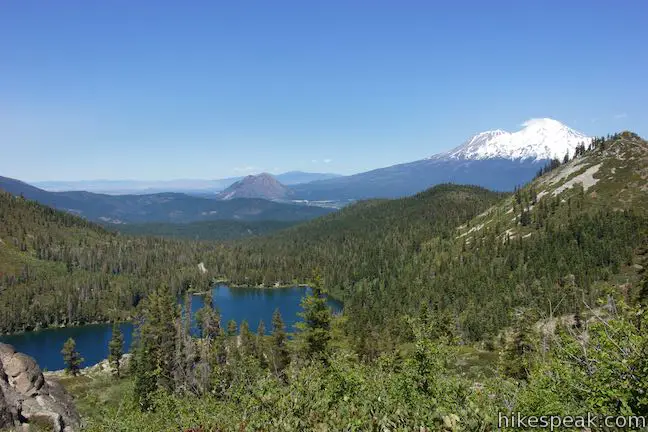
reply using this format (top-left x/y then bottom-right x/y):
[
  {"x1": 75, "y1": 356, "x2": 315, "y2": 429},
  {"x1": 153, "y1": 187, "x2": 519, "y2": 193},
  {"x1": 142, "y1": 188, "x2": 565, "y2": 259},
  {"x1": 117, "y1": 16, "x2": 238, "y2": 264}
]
[
  {"x1": 256, "y1": 320, "x2": 268, "y2": 368},
  {"x1": 296, "y1": 268, "x2": 332, "y2": 361},
  {"x1": 271, "y1": 309, "x2": 290, "y2": 378},
  {"x1": 132, "y1": 285, "x2": 179, "y2": 411},
  {"x1": 226, "y1": 319, "x2": 237, "y2": 337},
  {"x1": 108, "y1": 323, "x2": 124, "y2": 378},
  {"x1": 61, "y1": 337, "x2": 83, "y2": 376},
  {"x1": 239, "y1": 320, "x2": 254, "y2": 356}
]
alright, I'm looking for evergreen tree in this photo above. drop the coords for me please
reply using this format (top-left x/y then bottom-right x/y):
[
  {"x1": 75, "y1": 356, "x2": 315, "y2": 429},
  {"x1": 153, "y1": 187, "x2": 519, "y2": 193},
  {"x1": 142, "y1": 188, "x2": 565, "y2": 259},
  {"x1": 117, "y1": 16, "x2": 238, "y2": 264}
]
[
  {"x1": 296, "y1": 269, "x2": 332, "y2": 361},
  {"x1": 500, "y1": 308, "x2": 537, "y2": 380},
  {"x1": 271, "y1": 309, "x2": 290, "y2": 377},
  {"x1": 61, "y1": 337, "x2": 83, "y2": 376},
  {"x1": 239, "y1": 320, "x2": 254, "y2": 356},
  {"x1": 226, "y1": 319, "x2": 237, "y2": 337},
  {"x1": 256, "y1": 320, "x2": 268, "y2": 368},
  {"x1": 133, "y1": 285, "x2": 178, "y2": 411},
  {"x1": 196, "y1": 291, "x2": 221, "y2": 341},
  {"x1": 108, "y1": 323, "x2": 124, "y2": 378}
]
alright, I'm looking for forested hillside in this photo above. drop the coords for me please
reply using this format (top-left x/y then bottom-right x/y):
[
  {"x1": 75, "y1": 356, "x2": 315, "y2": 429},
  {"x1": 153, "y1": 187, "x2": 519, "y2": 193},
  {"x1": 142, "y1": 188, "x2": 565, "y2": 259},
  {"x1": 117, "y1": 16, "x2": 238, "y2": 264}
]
[
  {"x1": 112, "y1": 219, "x2": 297, "y2": 241},
  {"x1": 204, "y1": 184, "x2": 504, "y2": 287},
  {"x1": 0, "y1": 192, "x2": 215, "y2": 333}
]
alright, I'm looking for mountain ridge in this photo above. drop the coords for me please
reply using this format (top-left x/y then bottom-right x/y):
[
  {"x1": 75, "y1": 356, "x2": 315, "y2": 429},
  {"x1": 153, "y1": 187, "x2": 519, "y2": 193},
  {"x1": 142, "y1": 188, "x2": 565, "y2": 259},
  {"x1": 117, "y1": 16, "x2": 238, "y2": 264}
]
[
  {"x1": 0, "y1": 175, "x2": 333, "y2": 224},
  {"x1": 32, "y1": 171, "x2": 341, "y2": 194}
]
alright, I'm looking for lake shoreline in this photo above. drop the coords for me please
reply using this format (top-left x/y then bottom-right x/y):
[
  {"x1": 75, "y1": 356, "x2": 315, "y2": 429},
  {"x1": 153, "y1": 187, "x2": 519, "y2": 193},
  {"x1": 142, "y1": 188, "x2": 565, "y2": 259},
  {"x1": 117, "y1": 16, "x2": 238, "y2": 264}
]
[
  {"x1": 200, "y1": 279, "x2": 344, "y2": 303},
  {"x1": 0, "y1": 318, "x2": 132, "y2": 337},
  {"x1": 191, "y1": 280, "x2": 311, "y2": 295},
  {"x1": 1, "y1": 285, "x2": 342, "y2": 371},
  {"x1": 44, "y1": 353, "x2": 132, "y2": 377},
  {"x1": 3, "y1": 283, "x2": 343, "y2": 335}
]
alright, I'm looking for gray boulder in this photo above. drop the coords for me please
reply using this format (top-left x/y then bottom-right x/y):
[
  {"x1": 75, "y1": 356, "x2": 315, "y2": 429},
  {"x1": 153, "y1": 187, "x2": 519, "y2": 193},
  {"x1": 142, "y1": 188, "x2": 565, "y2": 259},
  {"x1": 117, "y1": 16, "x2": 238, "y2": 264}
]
[{"x1": 0, "y1": 343, "x2": 80, "y2": 431}]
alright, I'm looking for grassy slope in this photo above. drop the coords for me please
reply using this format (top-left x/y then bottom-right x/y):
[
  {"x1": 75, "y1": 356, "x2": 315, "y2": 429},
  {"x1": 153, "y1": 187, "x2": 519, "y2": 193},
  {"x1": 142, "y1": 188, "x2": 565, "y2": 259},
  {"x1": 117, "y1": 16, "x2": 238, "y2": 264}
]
[{"x1": 454, "y1": 131, "x2": 648, "y2": 244}]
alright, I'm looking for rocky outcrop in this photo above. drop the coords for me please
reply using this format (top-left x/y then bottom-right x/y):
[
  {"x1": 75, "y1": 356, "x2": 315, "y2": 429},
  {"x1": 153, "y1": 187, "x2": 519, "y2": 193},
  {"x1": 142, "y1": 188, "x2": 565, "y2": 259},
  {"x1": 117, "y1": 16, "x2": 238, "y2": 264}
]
[{"x1": 0, "y1": 343, "x2": 80, "y2": 431}]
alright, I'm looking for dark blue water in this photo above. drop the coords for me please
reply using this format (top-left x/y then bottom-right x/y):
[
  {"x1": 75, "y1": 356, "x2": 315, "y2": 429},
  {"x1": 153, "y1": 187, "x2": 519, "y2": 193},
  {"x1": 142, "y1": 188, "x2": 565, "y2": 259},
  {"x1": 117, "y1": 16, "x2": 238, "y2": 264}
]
[{"x1": 0, "y1": 285, "x2": 341, "y2": 371}]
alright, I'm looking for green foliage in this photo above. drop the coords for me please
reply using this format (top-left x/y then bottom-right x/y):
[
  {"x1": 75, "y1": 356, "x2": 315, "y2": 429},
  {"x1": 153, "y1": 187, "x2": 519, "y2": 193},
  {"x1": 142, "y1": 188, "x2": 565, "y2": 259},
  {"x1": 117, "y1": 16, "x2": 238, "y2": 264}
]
[
  {"x1": 296, "y1": 270, "x2": 332, "y2": 362},
  {"x1": 79, "y1": 314, "x2": 500, "y2": 431},
  {"x1": 226, "y1": 319, "x2": 237, "y2": 337},
  {"x1": 113, "y1": 219, "x2": 298, "y2": 241},
  {"x1": 61, "y1": 337, "x2": 83, "y2": 376},
  {"x1": 210, "y1": 184, "x2": 503, "y2": 290},
  {"x1": 498, "y1": 308, "x2": 538, "y2": 380},
  {"x1": 195, "y1": 291, "x2": 220, "y2": 340},
  {"x1": 108, "y1": 324, "x2": 124, "y2": 378},
  {"x1": 255, "y1": 320, "x2": 268, "y2": 368},
  {"x1": 271, "y1": 309, "x2": 290, "y2": 378},
  {"x1": 515, "y1": 296, "x2": 648, "y2": 417},
  {"x1": 0, "y1": 189, "x2": 215, "y2": 333},
  {"x1": 239, "y1": 319, "x2": 254, "y2": 356},
  {"x1": 132, "y1": 285, "x2": 178, "y2": 411}
]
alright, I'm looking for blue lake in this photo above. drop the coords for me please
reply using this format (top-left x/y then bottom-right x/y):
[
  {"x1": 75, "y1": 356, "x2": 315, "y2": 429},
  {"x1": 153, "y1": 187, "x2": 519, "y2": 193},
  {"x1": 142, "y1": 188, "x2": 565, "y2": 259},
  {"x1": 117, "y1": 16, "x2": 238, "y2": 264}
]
[{"x1": 0, "y1": 285, "x2": 341, "y2": 371}]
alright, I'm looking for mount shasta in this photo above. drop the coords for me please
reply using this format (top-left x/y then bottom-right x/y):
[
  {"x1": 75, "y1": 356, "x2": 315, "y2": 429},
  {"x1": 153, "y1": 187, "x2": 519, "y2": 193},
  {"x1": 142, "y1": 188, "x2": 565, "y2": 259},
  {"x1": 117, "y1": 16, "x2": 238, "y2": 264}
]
[{"x1": 290, "y1": 118, "x2": 592, "y2": 200}]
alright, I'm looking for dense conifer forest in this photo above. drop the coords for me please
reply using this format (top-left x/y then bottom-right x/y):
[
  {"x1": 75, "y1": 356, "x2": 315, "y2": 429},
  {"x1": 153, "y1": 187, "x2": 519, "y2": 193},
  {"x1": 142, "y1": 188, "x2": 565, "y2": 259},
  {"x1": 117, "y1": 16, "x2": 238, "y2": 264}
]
[
  {"x1": 111, "y1": 219, "x2": 298, "y2": 241},
  {"x1": 0, "y1": 192, "x2": 215, "y2": 332}
]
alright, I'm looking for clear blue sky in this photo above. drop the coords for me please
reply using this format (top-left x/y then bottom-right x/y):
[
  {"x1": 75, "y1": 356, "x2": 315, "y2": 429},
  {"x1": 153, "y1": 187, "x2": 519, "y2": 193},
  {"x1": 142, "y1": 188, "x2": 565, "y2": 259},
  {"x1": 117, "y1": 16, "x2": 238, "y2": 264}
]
[{"x1": 2, "y1": 1, "x2": 646, "y2": 181}]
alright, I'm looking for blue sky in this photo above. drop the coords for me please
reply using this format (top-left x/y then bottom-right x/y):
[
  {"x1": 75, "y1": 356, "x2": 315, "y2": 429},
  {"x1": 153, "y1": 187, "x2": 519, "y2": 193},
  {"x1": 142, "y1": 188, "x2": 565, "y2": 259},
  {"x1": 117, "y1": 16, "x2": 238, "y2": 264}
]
[{"x1": 1, "y1": 1, "x2": 647, "y2": 181}]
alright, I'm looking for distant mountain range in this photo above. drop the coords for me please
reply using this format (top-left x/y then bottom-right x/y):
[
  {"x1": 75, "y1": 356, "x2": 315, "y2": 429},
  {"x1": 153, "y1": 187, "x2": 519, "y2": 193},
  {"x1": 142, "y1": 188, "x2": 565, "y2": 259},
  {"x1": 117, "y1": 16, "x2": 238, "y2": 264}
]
[
  {"x1": 32, "y1": 171, "x2": 341, "y2": 195},
  {"x1": 5, "y1": 118, "x2": 595, "y2": 212},
  {"x1": 290, "y1": 118, "x2": 592, "y2": 200},
  {"x1": 0, "y1": 176, "x2": 334, "y2": 224}
]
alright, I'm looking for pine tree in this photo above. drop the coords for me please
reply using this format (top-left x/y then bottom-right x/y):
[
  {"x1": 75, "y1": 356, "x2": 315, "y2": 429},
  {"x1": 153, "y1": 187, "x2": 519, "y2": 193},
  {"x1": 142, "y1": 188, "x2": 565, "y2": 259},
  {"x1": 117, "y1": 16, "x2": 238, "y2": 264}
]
[
  {"x1": 256, "y1": 320, "x2": 268, "y2": 368},
  {"x1": 239, "y1": 320, "x2": 254, "y2": 356},
  {"x1": 500, "y1": 308, "x2": 536, "y2": 380},
  {"x1": 108, "y1": 323, "x2": 124, "y2": 378},
  {"x1": 133, "y1": 285, "x2": 179, "y2": 411},
  {"x1": 296, "y1": 269, "x2": 332, "y2": 361},
  {"x1": 271, "y1": 309, "x2": 290, "y2": 377},
  {"x1": 61, "y1": 337, "x2": 83, "y2": 376},
  {"x1": 196, "y1": 291, "x2": 221, "y2": 341},
  {"x1": 226, "y1": 319, "x2": 237, "y2": 337}
]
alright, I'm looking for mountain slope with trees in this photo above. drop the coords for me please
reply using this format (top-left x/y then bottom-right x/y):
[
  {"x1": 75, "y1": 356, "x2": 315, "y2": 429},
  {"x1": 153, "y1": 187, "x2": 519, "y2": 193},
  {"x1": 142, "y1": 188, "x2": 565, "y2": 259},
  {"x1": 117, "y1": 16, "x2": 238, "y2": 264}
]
[
  {"x1": 111, "y1": 219, "x2": 298, "y2": 241},
  {"x1": 205, "y1": 184, "x2": 505, "y2": 289},
  {"x1": 0, "y1": 191, "x2": 216, "y2": 333}
]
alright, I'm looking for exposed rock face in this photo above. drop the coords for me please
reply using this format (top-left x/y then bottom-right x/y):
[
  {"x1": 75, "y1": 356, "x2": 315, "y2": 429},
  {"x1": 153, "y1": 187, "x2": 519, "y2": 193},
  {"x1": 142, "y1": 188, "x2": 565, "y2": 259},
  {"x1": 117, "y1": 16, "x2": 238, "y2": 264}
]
[{"x1": 0, "y1": 343, "x2": 80, "y2": 431}]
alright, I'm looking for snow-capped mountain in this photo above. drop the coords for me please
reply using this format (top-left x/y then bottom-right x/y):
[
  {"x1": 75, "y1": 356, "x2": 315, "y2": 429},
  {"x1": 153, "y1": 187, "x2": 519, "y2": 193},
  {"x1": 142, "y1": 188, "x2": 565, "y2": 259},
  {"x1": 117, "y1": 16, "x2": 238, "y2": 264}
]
[
  {"x1": 438, "y1": 118, "x2": 592, "y2": 161},
  {"x1": 290, "y1": 118, "x2": 593, "y2": 200}
]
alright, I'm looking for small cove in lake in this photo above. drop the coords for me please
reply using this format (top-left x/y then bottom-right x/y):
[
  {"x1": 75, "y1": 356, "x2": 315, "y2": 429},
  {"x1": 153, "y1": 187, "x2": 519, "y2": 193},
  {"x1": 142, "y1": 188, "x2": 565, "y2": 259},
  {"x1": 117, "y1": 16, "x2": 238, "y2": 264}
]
[{"x1": 0, "y1": 285, "x2": 341, "y2": 371}]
